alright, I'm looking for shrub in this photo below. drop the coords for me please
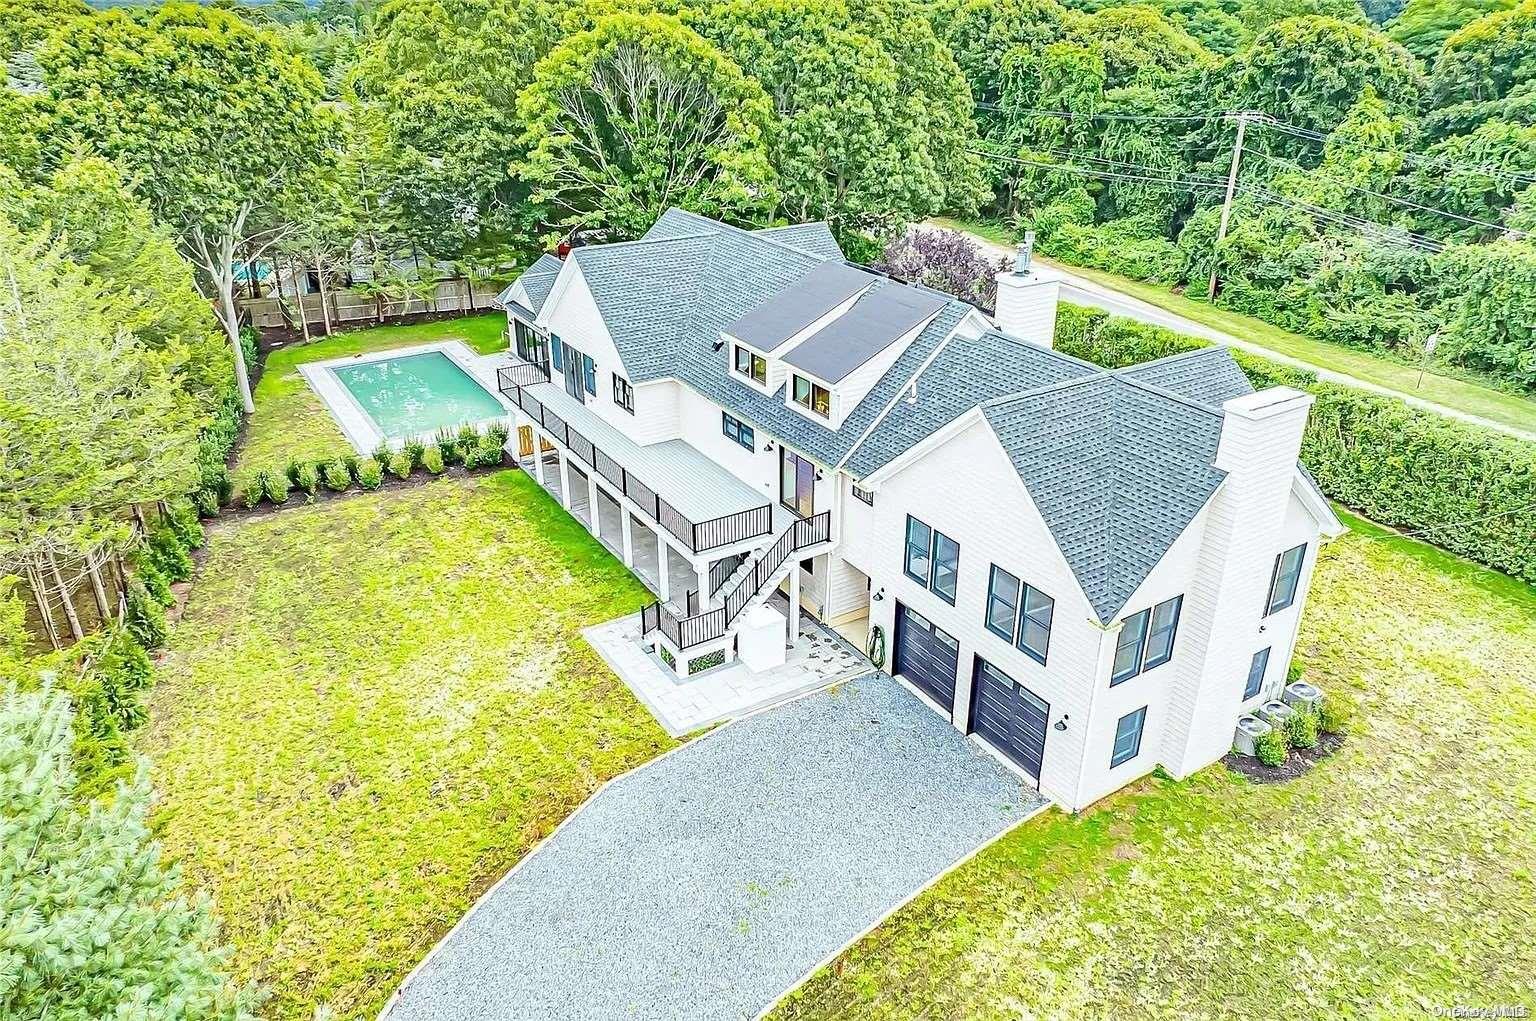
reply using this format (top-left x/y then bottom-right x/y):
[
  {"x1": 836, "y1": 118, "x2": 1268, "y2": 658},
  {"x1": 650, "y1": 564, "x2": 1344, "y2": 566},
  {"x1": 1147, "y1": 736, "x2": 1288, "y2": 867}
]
[
  {"x1": 124, "y1": 577, "x2": 168, "y2": 649},
  {"x1": 356, "y1": 458, "x2": 384, "y2": 490},
  {"x1": 295, "y1": 461, "x2": 320, "y2": 496},
  {"x1": 193, "y1": 487, "x2": 220, "y2": 518},
  {"x1": 387, "y1": 451, "x2": 414, "y2": 480},
  {"x1": 1318, "y1": 697, "x2": 1350, "y2": 735},
  {"x1": 91, "y1": 627, "x2": 153, "y2": 730},
  {"x1": 135, "y1": 555, "x2": 174, "y2": 608},
  {"x1": 239, "y1": 471, "x2": 267, "y2": 510},
  {"x1": 145, "y1": 527, "x2": 193, "y2": 584},
  {"x1": 1285, "y1": 707, "x2": 1320, "y2": 750},
  {"x1": 342, "y1": 451, "x2": 360, "y2": 479},
  {"x1": 470, "y1": 438, "x2": 504, "y2": 469},
  {"x1": 403, "y1": 439, "x2": 427, "y2": 469},
  {"x1": 457, "y1": 423, "x2": 480, "y2": 449},
  {"x1": 323, "y1": 459, "x2": 351, "y2": 492},
  {"x1": 485, "y1": 421, "x2": 510, "y2": 447},
  {"x1": 284, "y1": 457, "x2": 304, "y2": 487},
  {"x1": 1287, "y1": 661, "x2": 1306, "y2": 683},
  {"x1": 422, "y1": 446, "x2": 445, "y2": 474},
  {"x1": 1254, "y1": 726, "x2": 1289, "y2": 766},
  {"x1": 434, "y1": 427, "x2": 463, "y2": 466},
  {"x1": 264, "y1": 471, "x2": 292, "y2": 505},
  {"x1": 201, "y1": 463, "x2": 233, "y2": 507},
  {"x1": 165, "y1": 499, "x2": 205, "y2": 550},
  {"x1": 371, "y1": 441, "x2": 390, "y2": 465}
]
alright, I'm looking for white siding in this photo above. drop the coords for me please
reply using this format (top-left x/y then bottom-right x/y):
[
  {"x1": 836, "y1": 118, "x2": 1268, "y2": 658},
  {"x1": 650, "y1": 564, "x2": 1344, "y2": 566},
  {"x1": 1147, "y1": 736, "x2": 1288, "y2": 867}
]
[{"x1": 859, "y1": 417, "x2": 1102, "y2": 808}]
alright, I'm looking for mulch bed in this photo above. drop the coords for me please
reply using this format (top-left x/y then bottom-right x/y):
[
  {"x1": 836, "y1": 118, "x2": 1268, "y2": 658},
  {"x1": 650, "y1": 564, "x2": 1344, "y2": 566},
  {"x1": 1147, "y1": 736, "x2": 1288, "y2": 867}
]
[{"x1": 1223, "y1": 731, "x2": 1346, "y2": 784}]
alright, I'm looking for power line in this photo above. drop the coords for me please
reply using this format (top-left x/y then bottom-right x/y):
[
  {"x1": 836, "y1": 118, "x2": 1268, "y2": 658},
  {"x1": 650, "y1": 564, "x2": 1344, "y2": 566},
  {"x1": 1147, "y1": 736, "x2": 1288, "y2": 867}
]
[
  {"x1": 965, "y1": 147, "x2": 1230, "y2": 192},
  {"x1": 973, "y1": 103, "x2": 1220, "y2": 123},
  {"x1": 1244, "y1": 149, "x2": 1528, "y2": 237},
  {"x1": 1242, "y1": 186, "x2": 1448, "y2": 252},
  {"x1": 1259, "y1": 118, "x2": 1536, "y2": 186}
]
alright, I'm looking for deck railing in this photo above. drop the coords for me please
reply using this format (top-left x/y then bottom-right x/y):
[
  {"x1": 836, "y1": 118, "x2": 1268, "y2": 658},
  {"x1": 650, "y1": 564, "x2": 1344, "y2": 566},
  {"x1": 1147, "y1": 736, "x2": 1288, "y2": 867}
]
[
  {"x1": 640, "y1": 510, "x2": 833, "y2": 651},
  {"x1": 499, "y1": 359, "x2": 772, "y2": 555}
]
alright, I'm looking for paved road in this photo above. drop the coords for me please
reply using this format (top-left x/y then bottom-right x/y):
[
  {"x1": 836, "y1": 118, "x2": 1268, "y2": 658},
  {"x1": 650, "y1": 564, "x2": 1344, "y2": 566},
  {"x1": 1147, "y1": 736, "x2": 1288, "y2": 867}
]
[
  {"x1": 926, "y1": 222, "x2": 1536, "y2": 443},
  {"x1": 381, "y1": 674, "x2": 1046, "y2": 1021}
]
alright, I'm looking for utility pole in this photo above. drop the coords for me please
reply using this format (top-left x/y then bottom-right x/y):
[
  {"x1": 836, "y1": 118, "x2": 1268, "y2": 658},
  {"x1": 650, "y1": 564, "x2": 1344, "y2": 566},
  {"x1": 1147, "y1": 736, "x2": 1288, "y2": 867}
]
[{"x1": 1208, "y1": 110, "x2": 1254, "y2": 301}]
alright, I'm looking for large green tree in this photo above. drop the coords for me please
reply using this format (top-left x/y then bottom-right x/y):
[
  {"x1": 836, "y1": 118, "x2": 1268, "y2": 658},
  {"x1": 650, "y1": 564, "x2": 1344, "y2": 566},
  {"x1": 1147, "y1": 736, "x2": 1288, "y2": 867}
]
[
  {"x1": 38, "y1": 3, "x2": 327, "y2": 413},
  {"x1": 0, "y1": 215, "x2": 201, "y2": 570},
  {"x1": 1429, "y1": 0, "x2": 1536, "y2": 104},
  {"x1": 1387, "y1": 0, "x2": 1514, "y2": 60},
  {"x1": 1229, "y1": 15, "x2": 1425, "y2": 135},
  {"x1": 517, "y1": 11, "x2": 776, "y2": 237},
  {"x1": 697, "y1": 0, "x2": 968, "y2": 228},
  {"x1": 0, "y1": 684, "x2": 256, "y2": 1021}
]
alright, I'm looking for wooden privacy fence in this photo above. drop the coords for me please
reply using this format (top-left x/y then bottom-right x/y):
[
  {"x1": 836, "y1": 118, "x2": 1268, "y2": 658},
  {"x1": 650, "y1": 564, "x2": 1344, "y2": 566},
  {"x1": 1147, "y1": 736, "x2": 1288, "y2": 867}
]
[{"x1": 243, "y1": 279, "x2": 505, "y2": 330}]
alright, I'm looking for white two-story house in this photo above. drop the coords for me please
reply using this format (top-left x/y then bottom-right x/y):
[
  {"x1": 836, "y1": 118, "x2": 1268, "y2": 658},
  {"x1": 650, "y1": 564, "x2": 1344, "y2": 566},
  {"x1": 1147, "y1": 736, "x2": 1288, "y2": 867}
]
[{"x1": 493, "y1": 208, "x2": 1343, "y2": 812}]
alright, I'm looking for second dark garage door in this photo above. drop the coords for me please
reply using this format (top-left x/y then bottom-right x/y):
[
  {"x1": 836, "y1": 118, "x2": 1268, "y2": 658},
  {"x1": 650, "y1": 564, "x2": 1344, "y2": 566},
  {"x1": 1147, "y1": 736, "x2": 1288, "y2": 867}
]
[
  {"x1": 893, "y1": 603, "x2": 960, "y2": 711},
  {"x1": 969, "y1": 657, "x2": 1049, "y2": 780}
]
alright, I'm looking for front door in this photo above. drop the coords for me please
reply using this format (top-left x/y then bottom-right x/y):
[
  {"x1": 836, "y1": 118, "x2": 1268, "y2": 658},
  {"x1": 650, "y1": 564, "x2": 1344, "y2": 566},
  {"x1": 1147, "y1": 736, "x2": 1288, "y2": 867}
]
[{"x1": 780, "y1": 448, "x2": 815, "y2": 518}]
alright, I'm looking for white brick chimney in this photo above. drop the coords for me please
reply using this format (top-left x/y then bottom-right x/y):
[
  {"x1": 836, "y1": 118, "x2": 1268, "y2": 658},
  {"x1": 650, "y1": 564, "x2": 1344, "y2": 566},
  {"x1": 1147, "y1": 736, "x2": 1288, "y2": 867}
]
[
  {"x1": 1160, "y1": 386, "x2": 1315, "y2": 778},
  {"x1": 993, "y1": 231, "x2": 1062, "y2": 348}
]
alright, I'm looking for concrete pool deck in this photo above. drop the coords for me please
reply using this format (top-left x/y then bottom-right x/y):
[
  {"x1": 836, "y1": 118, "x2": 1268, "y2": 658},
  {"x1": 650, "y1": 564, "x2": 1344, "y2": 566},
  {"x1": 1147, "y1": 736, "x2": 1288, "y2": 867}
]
[{"x1": 298, "y1": 340, "x2": 516, "y2": 453}]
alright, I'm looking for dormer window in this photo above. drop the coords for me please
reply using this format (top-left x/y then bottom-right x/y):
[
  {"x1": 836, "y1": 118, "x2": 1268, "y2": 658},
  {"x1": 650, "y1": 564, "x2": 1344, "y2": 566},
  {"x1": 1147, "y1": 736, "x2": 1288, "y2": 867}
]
[
  {"x1": 734, "y1": 344, "x2": 767, "y2": 386},
  {"x1": 791, "y1": 374, "x2": 830, "y2": 418}
]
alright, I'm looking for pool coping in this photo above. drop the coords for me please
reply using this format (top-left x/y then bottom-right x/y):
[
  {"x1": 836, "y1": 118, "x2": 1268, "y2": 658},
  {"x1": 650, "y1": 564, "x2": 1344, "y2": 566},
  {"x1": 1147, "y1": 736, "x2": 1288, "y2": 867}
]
[{"x1": 297, "y1": 340, "x2": 515, "y2": 455}]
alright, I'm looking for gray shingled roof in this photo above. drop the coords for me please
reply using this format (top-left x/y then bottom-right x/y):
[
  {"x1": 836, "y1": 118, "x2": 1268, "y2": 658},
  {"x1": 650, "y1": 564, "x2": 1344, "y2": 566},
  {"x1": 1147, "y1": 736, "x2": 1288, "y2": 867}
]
[
  {"x1": 783, "y1": 285, "x2": 950, "y2": 383},
  {"x1": 725, "y1": 262, "x2": 873, "y2": 353},
  {"x1": 553, "y1": 208, "x2": 1321, "y2": 626},
  {"x1": 842, "y1": 331, "x2": 1098, "y2": 477},
  {"x1": 505, "y1": 252, "x2": 565, "y2": 316},
  {"x1": 983, "y1": 376, "x2": 1228, "y2": 624},
  {"x1": 751, "y1": 222, "x2": 844, "y2": 260}
]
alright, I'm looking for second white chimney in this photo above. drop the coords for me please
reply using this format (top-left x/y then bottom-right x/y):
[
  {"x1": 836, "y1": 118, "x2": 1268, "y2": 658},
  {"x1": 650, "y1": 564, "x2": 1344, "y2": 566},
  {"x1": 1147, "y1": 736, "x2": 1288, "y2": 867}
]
[{"x1": 993, "y1": 233, "x2": 1062, "y2": 348}]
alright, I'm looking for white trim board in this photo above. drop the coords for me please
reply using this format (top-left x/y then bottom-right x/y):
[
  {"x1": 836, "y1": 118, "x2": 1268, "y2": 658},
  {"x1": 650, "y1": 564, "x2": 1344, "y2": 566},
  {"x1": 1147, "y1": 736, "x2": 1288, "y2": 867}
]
[{"x1": 297, "y1": 339, "x2": 515, "y2": 455}]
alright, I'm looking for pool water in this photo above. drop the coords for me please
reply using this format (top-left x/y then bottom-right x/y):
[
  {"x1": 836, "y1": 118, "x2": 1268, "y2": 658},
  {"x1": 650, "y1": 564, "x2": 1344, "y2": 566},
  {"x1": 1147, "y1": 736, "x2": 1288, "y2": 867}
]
[{"x1": 332, "y1": 350, "x2": 507, "y2": 442}]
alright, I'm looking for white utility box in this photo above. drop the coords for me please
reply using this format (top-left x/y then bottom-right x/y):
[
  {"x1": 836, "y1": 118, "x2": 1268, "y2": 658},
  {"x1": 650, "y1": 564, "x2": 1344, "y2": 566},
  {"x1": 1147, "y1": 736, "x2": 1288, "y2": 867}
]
[{"x1": 736, "y1": 603, "x2": 787, "y2": 672}]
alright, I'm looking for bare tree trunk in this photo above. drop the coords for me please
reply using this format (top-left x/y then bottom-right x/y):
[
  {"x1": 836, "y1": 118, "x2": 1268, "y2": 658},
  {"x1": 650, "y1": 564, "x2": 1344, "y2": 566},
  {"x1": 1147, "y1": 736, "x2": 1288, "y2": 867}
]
[
  {"x1": 26, "y1": 561, "x2": 61, "y2": 651},
  {"x1": 291, "y1": 256, "x2": 311, "y2": 342},
  {"x1": 314, "y1": 250, "x2": 334, "y2": 336},
  {"x1": 46, "y1": 551, "x2": 84, "y2": 642},
  {"x1": 131, "y1": 503, "x2": 147, "y2": 534},
  {"x1": 87, "y1": 549, "x2": 111, "y2": 623}
]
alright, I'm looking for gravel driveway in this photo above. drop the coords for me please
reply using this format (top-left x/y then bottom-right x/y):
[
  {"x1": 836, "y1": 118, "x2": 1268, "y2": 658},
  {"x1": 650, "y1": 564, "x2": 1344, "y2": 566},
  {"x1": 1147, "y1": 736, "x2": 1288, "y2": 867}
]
[{"x1": 381, "y1": 673, "x2": 1046, "y2": 1021}]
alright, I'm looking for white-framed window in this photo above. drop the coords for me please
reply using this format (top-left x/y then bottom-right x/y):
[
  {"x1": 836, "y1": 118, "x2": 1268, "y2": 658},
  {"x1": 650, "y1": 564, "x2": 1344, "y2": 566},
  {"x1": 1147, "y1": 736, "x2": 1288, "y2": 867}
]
[
  {"x1": 612, "y1": 374, "x2": 634, "y2": 414},
  {"x1": 733, "y1": 344, "x2": 767, "y2": 385},
  {"x1": 791, "y1": 374, "x2": 831, "y2": 418}
]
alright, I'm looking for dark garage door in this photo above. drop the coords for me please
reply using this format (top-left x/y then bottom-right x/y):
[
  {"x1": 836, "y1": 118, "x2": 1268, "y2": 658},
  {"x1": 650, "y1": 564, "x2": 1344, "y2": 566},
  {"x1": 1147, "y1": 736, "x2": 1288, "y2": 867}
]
[
  {"x1": 893, "y1": 603, "x2": 960, "y2": 712},
  {"x1": 969, "y1": 657, "x2": 1049, "y2": 780}
]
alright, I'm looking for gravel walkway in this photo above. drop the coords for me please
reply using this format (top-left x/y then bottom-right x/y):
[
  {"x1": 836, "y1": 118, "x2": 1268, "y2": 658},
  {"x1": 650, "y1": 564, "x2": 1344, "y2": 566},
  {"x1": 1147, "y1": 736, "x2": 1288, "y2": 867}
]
[{"x1": 381, "y1": 674, "x2": 1046, "y2": 1021}]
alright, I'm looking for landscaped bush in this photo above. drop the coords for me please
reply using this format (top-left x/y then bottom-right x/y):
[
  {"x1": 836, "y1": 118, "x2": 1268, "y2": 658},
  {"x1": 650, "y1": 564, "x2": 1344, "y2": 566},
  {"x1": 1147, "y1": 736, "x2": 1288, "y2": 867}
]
[
  {"x1": 1285, "y1": 707, "x2": 1320, "y2": 750},
  {"x1": 403, "y1": 439, "x2": 427, "y2": 469},
  {"x1": 422, "y1": 446, "x2": 445, "y2": 474},
  {"x1": 371, "y1": 441, "x2": 390, "y2": 465},
  {"x1": 485, "y1": 421, "x2": 510, "y2": 448},
  {"x1": 284, "y1": 457, "x2": 305, "y2": 488},
  {"x1": 356, "y1": 458, "x2": 384, "y2": 490},
  {"x1": 342, "y1": 452, "x2": 360, "y2": 479},
  {"x1": 135, "y1": 555, "x2": 174, "y2": 608},
  {"x1": 1318, "y1": 698, "x2": 1350, "y2": 736},
  {"x1": 434, "y1": 427, "x2": 464, "y2": 467},
  {"x1": 1254, "y1": 726, "x2": 1289, "y2": 766},
  {"x1": 323, "y1": 459, "x2": 351, "y2": 492},
  {"x1": 90, "y1": 625, "x2": 153, "y2": 731},
  {"x1": 239, "y1": 471, "x2": 266, "y2": 510},
  {"x1": 164, "y1": 498, "x2": 205, "y2": 551},
  {"x1": 387, "y1": 451, "x2": 413, "y2": 480},
  {"x1": 295, "y1": 461, "x2": 320, "y2": 496},
  {"x1": 193, "y1": 487, "x2": 221, "y2": 518},
  {"x1": 468, "y1": 438, "x2": 503, "y2": 469},
  {"x1": 145, "y1": 526, "x2": 194, "y2": 585},
  {"x1": 262, "y1": 470, "x2": 290, "y2": 505},
  {"x1": 1056, "y1": 304, "x2": 1536, "y2": 584},
  {"x1": 123, "y1": 576, "x2": 167, "y2": 649}
]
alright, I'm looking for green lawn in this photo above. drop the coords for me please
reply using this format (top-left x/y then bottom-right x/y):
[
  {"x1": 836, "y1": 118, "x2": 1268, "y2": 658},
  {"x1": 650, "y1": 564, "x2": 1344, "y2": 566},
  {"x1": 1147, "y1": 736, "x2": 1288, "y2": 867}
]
[
  {"x1": 772, "y1": 510, "x2": 1536, "y2": 1019},
  {"x1": 236, "y1": 314, "x2": 508, "y2": 475},
  {"x1": 931, "y1": 216, "x2": 1536, "y2": 436},
  {"x1": 141, "y1": 471, "x2": 670, "y2": 1019}
]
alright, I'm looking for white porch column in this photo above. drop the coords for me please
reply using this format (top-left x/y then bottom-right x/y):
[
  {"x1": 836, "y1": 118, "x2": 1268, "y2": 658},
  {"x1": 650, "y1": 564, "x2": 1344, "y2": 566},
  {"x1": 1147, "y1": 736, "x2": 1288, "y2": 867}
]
[
  {"x1": 533, "y1": 438, "x2": 546, "y2": 486},
  {"x1": 657, "y1": 534, "x2": 671, "y2": 602},
  {"x1": 588, "y1": 475, "x2": 601, "y2": 540},
  {"x1": 558, "y1": 455, "x2": 572, "y2": 510},
  {"x1": 621, "y1": 510, "x2": 634, "y2": 567},
  {"x1": 696, "y1": 562, "x2": 708, "y2": 608},
  {"x1": 788, "y1": 568, "x2": 802, "y2": 647}
]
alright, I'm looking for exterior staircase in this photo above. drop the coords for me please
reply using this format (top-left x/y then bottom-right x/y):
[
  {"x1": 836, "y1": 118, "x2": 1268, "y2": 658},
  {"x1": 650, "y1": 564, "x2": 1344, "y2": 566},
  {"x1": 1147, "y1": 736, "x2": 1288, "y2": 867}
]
[{"x1": 640, "y1": 511, "x2": 833, "y2": 652}]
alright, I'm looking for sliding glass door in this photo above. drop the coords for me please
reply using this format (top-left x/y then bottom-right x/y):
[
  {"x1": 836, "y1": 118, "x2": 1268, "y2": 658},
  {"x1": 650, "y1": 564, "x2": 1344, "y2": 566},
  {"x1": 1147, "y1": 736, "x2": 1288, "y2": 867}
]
[{"x1": 780, "y1": 448, "x2": 815, "y2": 518}]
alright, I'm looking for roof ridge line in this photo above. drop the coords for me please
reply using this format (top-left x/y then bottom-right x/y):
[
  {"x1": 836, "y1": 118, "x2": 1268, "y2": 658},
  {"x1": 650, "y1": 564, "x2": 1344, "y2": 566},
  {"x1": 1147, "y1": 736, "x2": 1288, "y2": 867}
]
[
  {"x1": 979, "y1": 328, "x2": 1105, "y2": 372},
  {"x1": 660, "y1": 207, "x2": 828, "y2": 265},
  {"x1": 574, "y1": 231, "x2": 715, "y2": 258},
  {"x1": 980, "y1": 371, "x2": 1112, "y2": 411},
  {"x1": 834, "y1": 316, "x2": 970, "y2": 473},
  {"x1": 1111, "y1": 372, "x2": 1228, "y2": 419},
  {"x1": 1117, "y1": 344, "x2": 1228, "y2": 370}
]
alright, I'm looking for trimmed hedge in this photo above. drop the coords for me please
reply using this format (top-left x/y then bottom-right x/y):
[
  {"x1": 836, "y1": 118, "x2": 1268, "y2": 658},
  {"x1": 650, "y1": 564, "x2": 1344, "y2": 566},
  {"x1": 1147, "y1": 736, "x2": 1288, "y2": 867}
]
[{"x1": 1056, "y1": 305, "x2": 1536, "y2": 583}]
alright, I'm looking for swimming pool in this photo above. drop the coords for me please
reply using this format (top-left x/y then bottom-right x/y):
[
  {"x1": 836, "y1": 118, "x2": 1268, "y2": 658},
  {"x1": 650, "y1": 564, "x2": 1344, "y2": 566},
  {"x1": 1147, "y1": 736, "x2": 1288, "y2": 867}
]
[{"x1": 331, "y1": 349, "x2": 507, "y2": 443}]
